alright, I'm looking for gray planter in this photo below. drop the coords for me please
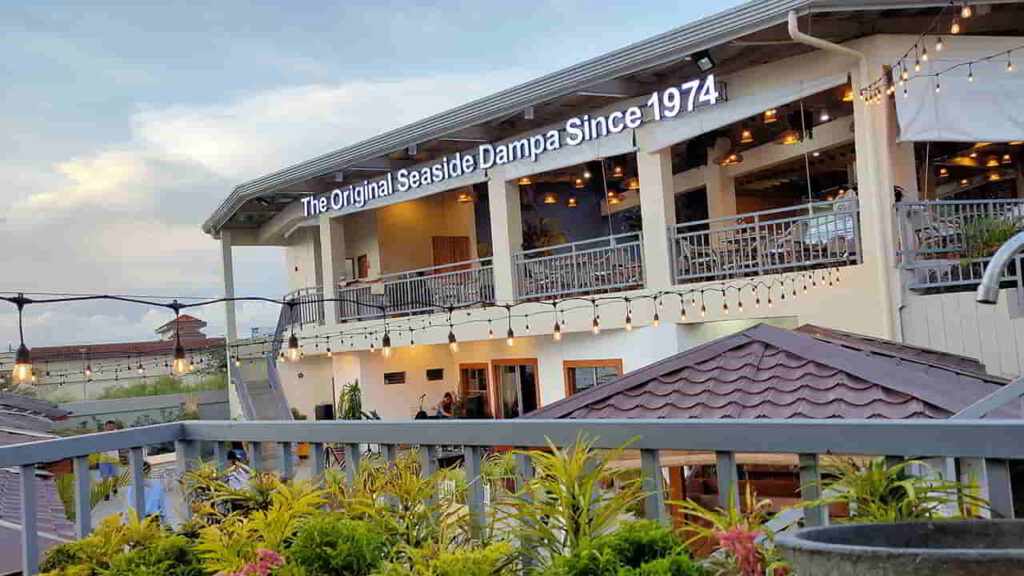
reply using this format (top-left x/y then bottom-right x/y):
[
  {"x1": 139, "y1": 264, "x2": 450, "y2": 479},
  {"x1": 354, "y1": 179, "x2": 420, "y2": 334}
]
[{"x1": 775, "y1": 520, "x2": 1024, "y2": 575}]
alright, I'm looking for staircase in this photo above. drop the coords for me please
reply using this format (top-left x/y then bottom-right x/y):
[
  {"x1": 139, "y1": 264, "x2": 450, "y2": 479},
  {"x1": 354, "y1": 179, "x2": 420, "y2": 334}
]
[{"x1": 233, "y1": 305, "x2": 294, "y2": 422}]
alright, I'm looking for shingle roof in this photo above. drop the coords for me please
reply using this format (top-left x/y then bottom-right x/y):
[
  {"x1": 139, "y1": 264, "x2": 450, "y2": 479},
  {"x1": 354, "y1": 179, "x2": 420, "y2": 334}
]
[
  {"x1": 27, "y1": 337, "x2": 224, "y2": 362},
  {"x1": 0, "y1": 468, "x2": 76, "y2": 574},
  {"x1": 0, "y1": 393, "x2": 68, "y2": 433},
  {"x1": 527, "y1": 324, "x2": 1015, "y2": 420}
]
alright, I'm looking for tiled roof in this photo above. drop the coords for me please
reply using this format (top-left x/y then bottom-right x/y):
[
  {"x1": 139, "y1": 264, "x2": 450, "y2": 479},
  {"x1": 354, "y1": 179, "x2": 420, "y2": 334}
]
[
  {"x1": 28, "y1": 337, "x2": 224, "y2": 361},
  {"x1": 0, "y1": 468, "x2": 76, "y2": 574},
  {"x1": 0, "y1": 393, "x2": 68, "y2": 433},
  {"x1": 528, "y1": 324, "x2": 1015, "y2": 421}
]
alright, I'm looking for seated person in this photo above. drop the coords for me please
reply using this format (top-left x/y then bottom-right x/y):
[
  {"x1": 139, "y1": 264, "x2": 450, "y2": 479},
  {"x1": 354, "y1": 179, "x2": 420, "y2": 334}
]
[
  {"x1": 225, "y1": 449, "x2": 252, "y2": 490},
  {"x1": 435, "y1": 392, "x2": 455, "y2": 418}
]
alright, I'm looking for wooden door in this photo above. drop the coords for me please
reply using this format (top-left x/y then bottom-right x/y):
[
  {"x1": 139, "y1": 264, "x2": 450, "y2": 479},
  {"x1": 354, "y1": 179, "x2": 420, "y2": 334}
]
[{"x1": 432, "y1": 236, "x2": 471, "y2": 271}]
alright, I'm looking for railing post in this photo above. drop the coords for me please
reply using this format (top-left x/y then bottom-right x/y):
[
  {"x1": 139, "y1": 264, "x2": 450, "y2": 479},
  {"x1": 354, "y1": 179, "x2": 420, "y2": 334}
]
[
  {"x1": 20, "y1": 464, "x2": 39, "y2": 576},
  {"x1": 72, "y1": 455, "x2": 91, "y2": 539},
  {"x1": 250, "y1": 442, "x2": 264, "y2": 472},
  {"x1": 312, "y1": 443, "x2": 326, "y2": 482},
  {"x1": 464, "y1": 446, "x2": 486, "y2": 540},
  {"x1": 419, "y1": 445, "x2": 438, "y2": 478},
  {"x1": 716, "y1": 451, "x2": 739, "y2": 509},
  {"x1": 213, "y1": 441, "x2": 228, "y2": 471},
  {"x1": 176, "y1": 440, "x2": 198, "y2": 520},
  {"x1": 640, "y1": 449, "x2": 666, "y2": 523},
  {"x1": 382, "y1": 444, "x2": 398, "y2": 466},
  {"x1": 516, "y1": 451, "x2": 536, "y2": 572},
  {"x1": 985, "y1": 458, "x2": 1015, "y2": 519},
  {"x1": 344, "y1": 443, "x2": 361, "y2": 486},
  {"x1": 279, "y1": 442, "x2": 295, "y2": 480},
  {"x1": 129, "y1": 447, "x2": 146, "y2": 519},
  {"x1": 798, "y1": 453, "x2": 826, "y2": 527}
]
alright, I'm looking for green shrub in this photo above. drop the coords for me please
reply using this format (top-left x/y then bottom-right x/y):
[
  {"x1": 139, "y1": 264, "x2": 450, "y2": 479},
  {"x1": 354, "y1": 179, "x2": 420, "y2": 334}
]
[
  {"x1": 105, "y1": 535, "x2": 204, "y2": 576},
  {"x1": 288, "y1": 515, "x2": 387, "y2": 576},
  {"x1": 619, "y1": 555, "x2": 706, "y2": 576},
  {"x1": 39, "y1": 544, "x2": 82, "y2": 574},
  {"x1": 596, "y1": 521, "x2": 681, "y2": 567},
  {"x1": 542, "y1": 545, "x2": 620, "y2": 576},
  {"x1": 373, "y1": 543, "x2": 515, "y2": 576}
]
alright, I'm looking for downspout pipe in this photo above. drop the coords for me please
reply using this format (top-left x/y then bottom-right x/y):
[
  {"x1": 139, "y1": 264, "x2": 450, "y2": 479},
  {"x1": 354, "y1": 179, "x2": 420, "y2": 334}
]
[
  {"x1": 788, "y1": 10, "x2": 900, "y2": 339},
  {"x1": 976, "y1": 231, "x2": 1024, "y2": 304}
]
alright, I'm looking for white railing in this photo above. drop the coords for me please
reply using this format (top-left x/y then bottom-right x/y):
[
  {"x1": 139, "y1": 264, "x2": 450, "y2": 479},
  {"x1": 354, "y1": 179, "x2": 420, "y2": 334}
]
[
  {"x1": 513, "y1": 233, "x2": 645, "y2": 300},
  {"x1": 336, "y1": 258, "x2": 494, "y2": 322},
  {"x1": 897, "y1": 199, "x2": 1024, "y2": 290},
  {"x1": 671, "y1": 199, "x2": 860, "y2": 284},
  {"x1": 282, "y1": 286, "x2": 324, "y2": 328}
]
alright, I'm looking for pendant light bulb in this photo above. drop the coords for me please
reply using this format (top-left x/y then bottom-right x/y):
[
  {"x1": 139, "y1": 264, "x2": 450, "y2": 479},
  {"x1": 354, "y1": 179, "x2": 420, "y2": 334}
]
[
  {"x1": 961, "y1": 2, "x2": 972, "y2": 19},
  {"x1": 553, "y1": 321, "x2": 562, "y2": 341},
  {"x1": 506, "y1": 327, "x2": 515, "y2": 347},
  {"x1": 13, "y1": 343, "x2": 32, "y2": 384},
  {"x1": 680, "y1": 305, "x2": 687, "y2": 322},
  {"x1": 85, "y1": 364, "x2": 93, "y2": 378},
  {"x1": 936, "y1": 36, "x2": 943, "y2": 52},
  {"x1": 286, "y1": 332, "x2": 300, "y2": 362},
  {"x1": 625, "y1": 311, "x2": 633, "y2": 331},
  {"x1": 652, "y1": 311, "x2": 660, "y2": 327},
  {"x1": 381, "y1": 332, "x2": 392, "y2": 358},
  {"x1": 592, "y1": 315, "x2": 601, "y2": 334},
  {"x1": 172, "y1": 343, "x2": 188, "y2": 376},
  {"x1": 327, "y1": 346, "x2": 333, "y2": 357},
  {"x1": 700, "y1": 302, "x2": 707, "y2": 318},
  {"x1": 448, "y1": 329, "x2": 458, "y2": 352}
]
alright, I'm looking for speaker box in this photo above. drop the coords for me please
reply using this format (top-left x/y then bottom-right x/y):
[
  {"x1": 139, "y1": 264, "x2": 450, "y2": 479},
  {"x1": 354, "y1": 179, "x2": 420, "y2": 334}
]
[{"x1": 314, "y1": 403, "x2": 335, "y2": 420}]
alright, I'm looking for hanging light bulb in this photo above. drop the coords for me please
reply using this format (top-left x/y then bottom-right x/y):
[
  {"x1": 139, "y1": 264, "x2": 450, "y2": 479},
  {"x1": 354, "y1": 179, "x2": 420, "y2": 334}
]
[
  {"x1": 951, "y1": 18, "x2": 961, "y2": 35},
  {"x1": 591, "y1": 314, "x2": 601, "y2": 334},
  {"x1": 85, "y1": 364, "x2": 93, "y2": 378},
  {"x1": 700, "y1": 301, "x2": 707, "y2": 318},
  {"x1": 961, "y1": 1, "x2": 972, "y2": 19},
  {"x1": 738, "y1": 298, "x2": 744, "y2": 313},
  {"x1": 232, "y1": 357, "x2": 240, "y2": 368},
  {"x1": 1008, "y1": 52, "x2": 1015, "y2": 72},
  {"x1": 172, "y1": 344, "x2": 188, "y2": 376},
  {"x1": 935, "y1": 81, "x2": 941, "y2": 93},
  {"x1": 679, "y1": 305, "x2": 687, "y2": 322},
  {"x1": 381, "y1": 332, "x2": 392, "y2": 358},
  {"x1": 286, "y1": 332, "x2": 300, "y2": 362},
  {"x1": 722, "y1": 299, "x2": 729, "y2": 315},
  {"x1": 625, "y1": 310, "x2": 633, "y2": 331},
  {"x1": 488, "y1": 321, "x2": 494, "y2": 339},
  {"x1": 936, "y1": 36, "x2": 944, "y2": 52},
  {"x1": 652, "y1": 310, "x2": 660, "y2": 327},
  {"x1": 525, "y1": 319, "x2": 530, "y2": 334},
  {"x1": 506, "y1": 327, "x2": 515, "y2": 347},
  {"x1": 369, "y1": 341, "x2": 376, "y2": 353},
  {"x1": 902, "y1": 64, "x2": 909, "y2": 82},
  {"x1": 755, "y1": 294, "x2": 761, "y2": 308},
  {"x1": 968, "y1": 64, "x2": 974, "y2": 83},
  {"x1": 553, "y1": 321, "x2": 562, "y2": 341},
  {"x1": 921, "y1": 45, "x2": 929, "y2": 62},
  {"x1": 327, "y1": 346, "x2": 333, "y2": 357},
  {"x1": 914, "y1": 57, "x2": 921, "y2": 72},
  {"x1": 13, "y1": 343, "x2": 32, "y2": 384}
]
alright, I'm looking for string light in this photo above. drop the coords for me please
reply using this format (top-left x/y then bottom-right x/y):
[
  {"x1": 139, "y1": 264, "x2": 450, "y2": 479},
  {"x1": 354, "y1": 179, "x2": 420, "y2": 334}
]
[
  {"x1": 960, "y1": 1, "x2": 972, "y2": 19},
  {"x1": 381, "y1": 331, "x2": 392, "y2": 358},
  {"x1": 921, "y1": 44, "x2": 929, "y2": 62},
  {"x1": 487, "y1": 320, "x2": 494, "y2": 339},
  {"x1": 679, "y1": 302, "x2": 687, "y2": 322},
  {"x1": 506, "y1": 327, "x2": 515, "y2": 347},
  {"x1": 936, "y1": 36, "x2": 944, "y2": 52},
  {"x1": 968, "y1": 63, "x2": 974, "y2": 83},
  {"x1": 592, "y1": 302, "x2": 601, "y2": 334},
  {"x1": 553, "y1": 320, "x2": 562, "y2": 341},
  {"x1": 624, "y1": 307, "x2": 633, "y2": 331},
  {"x1": 652, "y1": 310, "x2": 660, "y2": 327},
  {"x1": 286, "y1": 331, "x2": 300, "y2": 362},
  {"x1": 11, "y1": 296, "x2": 32, "y2": 384},
  {"x1": 448, "y1": 328, "x2": 458, "y2": 352},
  {"x1": 1008, "y1": 52, "x2": 1015, "y2": 72},
  {"x1": 951, "y1": 17, "x2": 961, "y2": 35}
]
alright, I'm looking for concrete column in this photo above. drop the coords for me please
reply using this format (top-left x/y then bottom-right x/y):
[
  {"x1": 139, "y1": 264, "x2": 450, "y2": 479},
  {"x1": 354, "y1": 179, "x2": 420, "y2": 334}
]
[
  {"x1": 220, "y1": 231, "x2": 243, "y2": 419},
  {"x1": 852, "y1": 59, "x2": 900, "y2": 340},
  {"x1": 635, "y1": 146, "x2": 677, "y2": 290},
  {"x1": 705, "y1": 155, "x2": 737, "y2": 251},
  {"x1": 487, "y1": 170, "x2": 523, "y2": 303},
  {"x1": 319, "y1": 214, "x2": 347, "y2": 325}
]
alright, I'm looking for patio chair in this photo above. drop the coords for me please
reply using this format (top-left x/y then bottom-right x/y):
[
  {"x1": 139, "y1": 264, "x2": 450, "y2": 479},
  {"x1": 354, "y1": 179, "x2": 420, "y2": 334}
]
[
  {"x1": 676, "y1": 239, "x2": 720, "y2": 280},
  {"x1": 759, "y1": 223, "x2": 805, "y2": 270}
]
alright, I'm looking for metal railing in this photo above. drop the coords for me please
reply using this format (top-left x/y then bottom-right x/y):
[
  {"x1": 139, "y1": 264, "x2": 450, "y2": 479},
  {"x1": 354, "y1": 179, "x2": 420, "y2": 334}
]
[
  {"x1": 2, "y1": 418, "x2": 1022, "y2": 574},
  {"x1": 896, "y1": 199, "x2": 1024, "y2": 290},
  {"x1": 670, "y1": 199, "x2": 861, "y2": 284},
  {"x1": 336, "y1": 258, "x2": 494, "y2": 322},
  {"x1": 282, "y1": 286, "x2": 324, "y2": 327},
  {"x1": 513, "y1": 233, "x2": 645, "y2": 300}
]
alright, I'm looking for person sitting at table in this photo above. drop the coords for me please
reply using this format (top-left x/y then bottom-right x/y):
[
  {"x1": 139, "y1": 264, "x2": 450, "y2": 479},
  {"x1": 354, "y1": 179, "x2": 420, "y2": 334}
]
[
  {"x1": 225, "y1": 449, "x2": 252, "y2": 491},
  {"x1": 122, "y1": 462, "x2": 168, "y2": 524},
  {"x1": 436, "y1": 392, "x2": 455, "y2": 418}
]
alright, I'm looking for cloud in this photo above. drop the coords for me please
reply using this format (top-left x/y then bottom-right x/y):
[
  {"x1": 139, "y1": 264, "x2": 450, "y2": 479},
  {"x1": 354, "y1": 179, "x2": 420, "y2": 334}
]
[{"x1": 0, "y1": 72, "x2": 529, "y2": 347}]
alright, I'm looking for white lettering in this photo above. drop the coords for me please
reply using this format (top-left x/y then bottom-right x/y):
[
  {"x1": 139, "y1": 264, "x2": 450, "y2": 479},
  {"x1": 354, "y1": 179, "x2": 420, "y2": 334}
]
[
  {"x1": 565, "y1": 117, "x2": 583, "y2": 146},
  {"x1": 607, "y1": 111, "x2": 625, "y2": 133},
  {"x1": 396, "y1": 169, "x2": 410, "y2": 192},
  {"x1": 624, "y1": 106, "x2": 643, "y2": 129},
  {"x1": 330, "y1": 189, "x2": 343, "y2": 210},
  {"x1": 478, "y1": 144, "x2": 494, "y2": 169}
]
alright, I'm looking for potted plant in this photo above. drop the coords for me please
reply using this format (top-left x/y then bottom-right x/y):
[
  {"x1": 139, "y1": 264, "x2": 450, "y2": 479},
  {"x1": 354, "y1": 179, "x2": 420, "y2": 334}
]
[{"x1": 291, "y1": 408, "x2": 310, "y2": 458}]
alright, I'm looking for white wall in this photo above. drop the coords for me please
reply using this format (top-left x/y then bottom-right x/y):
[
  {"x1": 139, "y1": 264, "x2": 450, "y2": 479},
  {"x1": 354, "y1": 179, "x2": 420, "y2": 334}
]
[
  {"x1": 376, "y1": 188, "x2": 478, "y2": 275},
  {"x1": 276, "y1": 354, "x2": 334, "y2": 419},
  {"x1": 343, "y1": 210, "x2": 381, "y2": 279},
  {"x1": 285, "y1": 227, "x2": 320, "y2": 291}
]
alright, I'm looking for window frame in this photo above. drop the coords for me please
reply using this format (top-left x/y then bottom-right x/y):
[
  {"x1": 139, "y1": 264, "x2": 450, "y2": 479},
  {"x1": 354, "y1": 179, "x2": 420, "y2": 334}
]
[{"x1": 563, "y1": 359, "x2": 624, "y2": 397}]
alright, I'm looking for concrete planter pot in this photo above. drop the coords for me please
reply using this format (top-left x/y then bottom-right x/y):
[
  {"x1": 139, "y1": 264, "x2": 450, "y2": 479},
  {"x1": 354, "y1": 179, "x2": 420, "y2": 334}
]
[{"x1": 775, "y1": 520, "x2": 1024, "y2": 575}]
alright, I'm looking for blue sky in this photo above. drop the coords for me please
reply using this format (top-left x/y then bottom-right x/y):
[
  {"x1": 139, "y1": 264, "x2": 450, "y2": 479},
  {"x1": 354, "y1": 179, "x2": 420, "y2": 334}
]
[{"x1": 0, "y1": 0, "x2": 744, "y2": 346}]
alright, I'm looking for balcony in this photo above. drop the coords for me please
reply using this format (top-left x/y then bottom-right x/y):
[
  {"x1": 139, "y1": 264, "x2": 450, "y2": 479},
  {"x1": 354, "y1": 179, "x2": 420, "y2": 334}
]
[
  {"x1": 671, "y1": 199, "x2": 861, "y2": 285},
  {"x1": 513, "y1": 232, "x2": 645, "y2": 300},
  {"x1": 897, "y1": 199, "x2": 1024, "y2": 291},
  {"x1": 336, "y1": 258, "x2": 494, "y2": 322},
  {"x1": 2, "y1": 418, "x2": 1021, "y2": 575}
]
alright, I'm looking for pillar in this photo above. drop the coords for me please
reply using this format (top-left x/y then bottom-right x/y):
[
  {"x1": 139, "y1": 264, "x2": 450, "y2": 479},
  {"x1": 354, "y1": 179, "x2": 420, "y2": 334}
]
[
  {"x1": 635, "y1": 147, "x2": 677, "y2": 290},
  {"x1": 220, "y1": 230, "x2": 243, "y2": 419},
  {"x1": 705, "y1": 138, "x2": 737, "y2": 250},
  {"x1": 487, "y1": 170, "x2": 523, "y2": 303},
  {"x1": 319, "y1": 214, "x2": 347, "y2": 325}
]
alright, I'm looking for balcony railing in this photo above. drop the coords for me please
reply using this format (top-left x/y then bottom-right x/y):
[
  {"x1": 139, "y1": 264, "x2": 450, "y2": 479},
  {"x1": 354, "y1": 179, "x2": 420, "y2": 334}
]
[
  {"x1": 336, "y1": 258, "x2": 494, "y2": 322},
  {"x1": 2, "y1": 418, "x2": 1021, "y2": 574},
  {"x1": 282, "y1": 286, "x2": 324, "y2": 328},
  {"x1": 897, "y1": 199, "x2": 1024, "y2": 290},
  {"x1": 671, "y1": 199, "x2": 861, "y2": 284},
  {"x1": 513, "y1": 232, "x2": 645, "y2": 300}
]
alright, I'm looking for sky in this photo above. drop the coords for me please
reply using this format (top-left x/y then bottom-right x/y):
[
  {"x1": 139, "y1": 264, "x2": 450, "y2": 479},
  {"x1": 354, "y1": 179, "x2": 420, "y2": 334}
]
[{"x1": 0, "y1": 0, "x2": 745, "y2": 348}]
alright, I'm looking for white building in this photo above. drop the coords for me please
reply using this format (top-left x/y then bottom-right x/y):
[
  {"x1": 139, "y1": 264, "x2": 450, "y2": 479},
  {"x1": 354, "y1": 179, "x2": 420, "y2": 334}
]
[{"x1": 203, "y1": 0, "x2": 1024, "y2": 421}]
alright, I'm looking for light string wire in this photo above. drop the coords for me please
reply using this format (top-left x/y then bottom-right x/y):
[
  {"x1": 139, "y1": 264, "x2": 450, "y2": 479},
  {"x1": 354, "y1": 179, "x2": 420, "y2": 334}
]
[{"x1": 1, "y1": 266, "x2": 844, "y2": 381}]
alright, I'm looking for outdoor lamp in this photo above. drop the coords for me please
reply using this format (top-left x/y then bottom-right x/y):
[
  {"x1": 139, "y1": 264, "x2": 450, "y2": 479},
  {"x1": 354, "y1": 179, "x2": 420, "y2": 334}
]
[
  {"x1": 12, "y1": 343, "x2": 32, "y2": 384},
  {"x1": 448, "y1": 329, "x2": 458, "y2": 352},
  {"x1": 506, "y1": 327, "x2": 515, "y2": 347},
  {"x1": 85, "y1": 364, "x2": 93, "y2": 378},
  {"x1": 553, "y1": 322, "x2": 562, "y2": 341},
  {"x1": 382, "y1": 332, "x2": 392, "y2": 358},
  {"x1": 691, "y1": 49, "x2": 715, "y2": 72},
  {"x1": 286, "y1": 332, "x2": 300, "y2": 362},
  {"x1": 172, "y1": 342, "x2": 188, "y2": 376}
]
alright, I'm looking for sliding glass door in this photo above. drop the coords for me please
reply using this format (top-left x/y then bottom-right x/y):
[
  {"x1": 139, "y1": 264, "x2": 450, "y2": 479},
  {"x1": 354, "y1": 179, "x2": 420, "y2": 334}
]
[{"x1": 493, "y1": 360, "x2": 539, "y2": 418}]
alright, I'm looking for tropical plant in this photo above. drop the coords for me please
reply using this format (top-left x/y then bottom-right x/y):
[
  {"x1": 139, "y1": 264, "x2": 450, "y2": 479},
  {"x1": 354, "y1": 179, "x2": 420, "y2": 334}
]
[
  {"x1": 40, "y1": 511, "x2": 170, "y2": 576},
  {"x1": 289, "y1": 515, "x2": 388, "y2": 576},
  {"x1": 962, "y1": 215, "x2": 1022, "y2": 259},
  {"x1": 542, "y1": 522, "x2": 705, "y2": 576},
  {"x1": 55, "y1": 468, "x2": 130, "y2": 521},
  {"x1": 522, "y1": 217, "x2": 568, "y2": 251},
  {"x1": 800, "y1": 456, "x2": 987, "y2": 523},
  {"x1": 670, "y1": 485, "x2": 786, "y2": 576},
  {"x1": 500, "y1": 435, "x2": 645, "y2": 565},
  {"x1": 338, "y1": 380, "x2": 363, "y2": 420},
  {"x1": 373, "y1": 542, "x2": 516, "y2": 576}
]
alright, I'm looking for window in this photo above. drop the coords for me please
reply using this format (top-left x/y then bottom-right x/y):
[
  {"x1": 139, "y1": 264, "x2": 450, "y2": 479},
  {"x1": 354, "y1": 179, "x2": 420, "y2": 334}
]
[
  {"x1": 357, "y1": 254, "x2": 370, "y2": 279},
  {"x1": 563, "y1": 359, "x2": 623, "y2": 397},
  {"x1": 459, "y1": 363, "x2": 491, "y2": 418},
  {"x1": 383, "y1": 371, "x2": 406, "y2": 385},
  {"x1": 426, "y1": 368, "x2": 444, "y2": 381}
]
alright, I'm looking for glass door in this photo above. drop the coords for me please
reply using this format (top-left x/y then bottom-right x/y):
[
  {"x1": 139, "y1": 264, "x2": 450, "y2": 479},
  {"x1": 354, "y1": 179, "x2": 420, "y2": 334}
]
[{"x1": 494, "y1": 361, "x2": 539, "y2": 418}]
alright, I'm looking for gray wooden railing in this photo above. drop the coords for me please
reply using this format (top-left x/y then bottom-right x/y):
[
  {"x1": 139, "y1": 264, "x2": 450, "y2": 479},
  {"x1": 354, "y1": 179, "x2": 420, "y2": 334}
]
[
  {"x1": 513, "y1": 233, "x2": 645, "y2": 300},
  {"x1": 3, "y1": 418, "x2": 1023, "y2": 575},
  {"x1": 282, "y1": 286, "x2": 324, "y2": 328}
]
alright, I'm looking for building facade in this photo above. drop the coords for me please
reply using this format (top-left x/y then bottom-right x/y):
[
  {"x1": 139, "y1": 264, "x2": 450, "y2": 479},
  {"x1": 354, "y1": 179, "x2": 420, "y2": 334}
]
[{"x1": 204, "y1": 1, "x2": 1024, "y2": 421}]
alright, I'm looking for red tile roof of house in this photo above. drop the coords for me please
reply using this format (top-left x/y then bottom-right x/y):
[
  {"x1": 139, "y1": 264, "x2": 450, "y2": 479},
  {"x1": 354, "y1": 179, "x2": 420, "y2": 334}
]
[
  {"x1": 27, "y1": 337, "x2": 224, "y2": 362},
  {"x1": 527, "y1": 324, "x2": 1014, "y2": 421}
]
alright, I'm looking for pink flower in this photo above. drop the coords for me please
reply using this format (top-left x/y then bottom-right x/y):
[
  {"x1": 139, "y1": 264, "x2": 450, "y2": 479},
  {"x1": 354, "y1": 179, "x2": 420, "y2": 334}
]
[
  {"x1": 714, "y1": 525, "x2": 764, "y2": 576},
  {"x1": 256, "y1": 549, "x2": 284, "y2": 567}
]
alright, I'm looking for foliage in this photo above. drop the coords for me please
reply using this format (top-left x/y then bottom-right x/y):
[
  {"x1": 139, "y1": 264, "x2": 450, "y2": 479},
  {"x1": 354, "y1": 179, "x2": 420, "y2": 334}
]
[
  {"x1": 55, "y1": 468, "x2": 130, "y2": 521},
  {"x1": 962, "y1": 215, "x2": 1023, "y2": 259},
  {"x1": 500, "y1": 435, "x2": 645, "y2": 565},
  {"x1": 40, "y1": 511, "x2": 174, "y2": 576},
  {"x1": 522, "y1": 217, "x2": 568, "y2": 252},
  {"x1": 338, "y1": 380, "x2": 363, "y2": 420},
  {"x1": 373, "y1": 542, "x2": 515, "y2": 576},
  {"x1": 597, "y1": 521, "x2": 684, "y2": 568},
  {"x1": 288, "y1": 515, "x2": 388, "y2": 576},
  {"x1": 800, "y1": 457, "x2": 987, "y2": 523},
  {"x1": 542, "y1": 523, "x2": 705, "y2": 576},
  {"x1": 98, "y1": 374, "x2": 227, "y2": 400},
  {"x1": 669, "y1": 486, "x2": 786, "y2": 576}
]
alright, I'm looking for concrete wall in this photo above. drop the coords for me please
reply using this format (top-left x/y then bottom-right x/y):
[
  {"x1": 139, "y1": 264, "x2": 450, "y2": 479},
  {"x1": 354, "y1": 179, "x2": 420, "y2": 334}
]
[
  {"x1": 375, "y1": 188, "x2": 478, "y2": 275},
  {"x1": 276, "y1": 354, "x2": 334, "y2": 419},
  {"x1": 343, "y1": 210, "x2": 381, "y2": 280},
  {"x1": 285, "y1": 227, "x2": 321, "y2": 292}
]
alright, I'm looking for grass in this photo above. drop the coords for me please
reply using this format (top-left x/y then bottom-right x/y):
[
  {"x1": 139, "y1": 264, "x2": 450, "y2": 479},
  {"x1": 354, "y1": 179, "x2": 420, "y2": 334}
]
[{"x1": 98, "y1": 374, "x2": 227, "y2": 400}]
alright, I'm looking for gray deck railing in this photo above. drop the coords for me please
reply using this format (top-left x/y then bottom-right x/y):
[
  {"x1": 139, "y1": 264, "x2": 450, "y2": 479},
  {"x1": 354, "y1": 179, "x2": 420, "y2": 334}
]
[
  {"x1": 336, "y1": 258, "x2": 494, "y2": 322},
  {"x1": 897, "y1": 199, "x2": 1024, "y2": 290},
  {"x1": 282, "y1": 286, "x2": 324, "y2": 327},
  {"x1": 513, "y1": 233, "x2": 645, "y2": 300},
  {"x1": 671, "y1": 199, "x2": 861, "y2": 284},
  {"x1": 4, "y1": 418, "x2": 1023, "y2": 575}
]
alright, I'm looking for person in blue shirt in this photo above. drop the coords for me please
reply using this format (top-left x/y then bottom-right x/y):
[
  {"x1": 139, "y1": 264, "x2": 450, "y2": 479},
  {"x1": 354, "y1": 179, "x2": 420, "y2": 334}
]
[{"x1": 122, "y1": 462, "x2": 168, "y2": 524}]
